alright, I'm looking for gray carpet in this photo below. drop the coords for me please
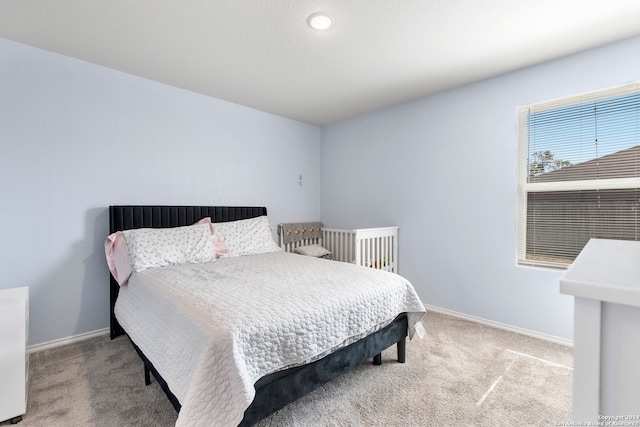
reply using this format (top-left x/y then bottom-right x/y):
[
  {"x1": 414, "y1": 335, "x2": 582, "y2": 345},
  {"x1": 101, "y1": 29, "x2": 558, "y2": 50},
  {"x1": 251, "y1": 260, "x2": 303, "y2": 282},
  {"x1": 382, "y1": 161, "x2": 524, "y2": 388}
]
[{"x1": 2, "y1": 312, "x2": 573, "y2": 426}]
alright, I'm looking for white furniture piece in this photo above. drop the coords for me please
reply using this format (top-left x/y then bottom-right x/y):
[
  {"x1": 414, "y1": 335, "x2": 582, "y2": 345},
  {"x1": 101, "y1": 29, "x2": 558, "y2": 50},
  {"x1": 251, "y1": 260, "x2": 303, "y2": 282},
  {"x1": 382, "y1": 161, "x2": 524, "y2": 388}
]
[
  {"x1": 278, "y1": 224, "x2": 399, "y2": 273},
  {"x1": 560, "y1": 239, "x2": 640, "y2": 422},
  {"x1": 0, "y1": 286, "x2": 29, "y2": 424}
]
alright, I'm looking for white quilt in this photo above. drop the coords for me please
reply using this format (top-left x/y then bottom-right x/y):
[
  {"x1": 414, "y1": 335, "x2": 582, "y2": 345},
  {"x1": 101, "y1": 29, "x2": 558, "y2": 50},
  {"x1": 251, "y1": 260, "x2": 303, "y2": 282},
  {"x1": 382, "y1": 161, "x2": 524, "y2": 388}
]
[{"x1": 115, "y1": 251, "x2": 426, "y2": 426}]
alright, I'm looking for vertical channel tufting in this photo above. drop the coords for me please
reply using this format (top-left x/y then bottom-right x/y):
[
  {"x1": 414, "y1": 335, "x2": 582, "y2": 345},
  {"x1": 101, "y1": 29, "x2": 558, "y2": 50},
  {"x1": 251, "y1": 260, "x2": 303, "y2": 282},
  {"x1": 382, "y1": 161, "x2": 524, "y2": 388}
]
[{"x1": 109, "y1": 205, "x2": 268, "y2": 232}]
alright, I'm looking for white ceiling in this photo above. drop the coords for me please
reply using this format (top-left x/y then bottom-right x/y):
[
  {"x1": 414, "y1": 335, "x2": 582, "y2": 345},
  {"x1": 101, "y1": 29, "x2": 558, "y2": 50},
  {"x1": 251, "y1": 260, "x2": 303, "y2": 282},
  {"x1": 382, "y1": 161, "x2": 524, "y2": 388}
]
[{"x1": 2, "y1": 1, "x2": 640, "y2": 126}]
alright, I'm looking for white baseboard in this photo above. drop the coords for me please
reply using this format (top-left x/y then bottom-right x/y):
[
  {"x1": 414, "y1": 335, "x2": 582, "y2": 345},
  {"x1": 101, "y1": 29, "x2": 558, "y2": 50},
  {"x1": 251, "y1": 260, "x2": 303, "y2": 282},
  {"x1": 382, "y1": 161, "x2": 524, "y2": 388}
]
[
  {"x1": 28, "y1": 328, "x2": 110, "y2": 354},
  {"x1": 27, "y1": 306, "x2": 573, "y2": 354},
  {"x1": 424, "y1": 304, "x2": 573, "y2": 347}
]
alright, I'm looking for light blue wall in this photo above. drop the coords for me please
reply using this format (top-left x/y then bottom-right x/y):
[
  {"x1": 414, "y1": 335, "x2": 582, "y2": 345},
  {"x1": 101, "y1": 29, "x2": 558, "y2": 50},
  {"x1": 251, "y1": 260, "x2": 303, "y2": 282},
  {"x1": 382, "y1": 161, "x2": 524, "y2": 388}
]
[
  {"x1": 0, "y1": 38, "x2": 322, "y2": 346},
  {"x1": 321, "y1": 35, "x2": 640, "y2": 341},
  {"x1": 4, "y1": 32, "x2": 639, "y2": 346}
]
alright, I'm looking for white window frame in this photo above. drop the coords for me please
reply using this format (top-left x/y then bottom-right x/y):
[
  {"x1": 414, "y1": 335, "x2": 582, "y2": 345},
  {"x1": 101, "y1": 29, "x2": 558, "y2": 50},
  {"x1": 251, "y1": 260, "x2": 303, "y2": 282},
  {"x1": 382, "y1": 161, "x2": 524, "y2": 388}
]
[{"x1": 517, "y1": 81, "x2": 640, "y2": 269}]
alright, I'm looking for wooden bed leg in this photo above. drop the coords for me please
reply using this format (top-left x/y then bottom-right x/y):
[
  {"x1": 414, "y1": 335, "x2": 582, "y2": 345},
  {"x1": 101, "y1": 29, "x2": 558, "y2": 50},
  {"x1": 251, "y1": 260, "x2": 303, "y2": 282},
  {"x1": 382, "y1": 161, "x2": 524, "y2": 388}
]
[
  {"x1": 145, "y1": 365, "x2": 151, "y2": 386},
  {"x1": 373, "y1": 353, "x2": 382, "y2": 365},
  {"x1": 397, "y1": 338, "x2": 406, "y2": 363}
]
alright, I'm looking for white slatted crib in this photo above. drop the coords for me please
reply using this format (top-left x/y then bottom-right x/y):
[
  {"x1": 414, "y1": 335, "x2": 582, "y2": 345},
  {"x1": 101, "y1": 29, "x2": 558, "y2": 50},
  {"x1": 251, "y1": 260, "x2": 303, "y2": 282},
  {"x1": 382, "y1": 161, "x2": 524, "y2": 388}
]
[{"x1": 278, "y1": 223, "x2": 399, "y2": 273}]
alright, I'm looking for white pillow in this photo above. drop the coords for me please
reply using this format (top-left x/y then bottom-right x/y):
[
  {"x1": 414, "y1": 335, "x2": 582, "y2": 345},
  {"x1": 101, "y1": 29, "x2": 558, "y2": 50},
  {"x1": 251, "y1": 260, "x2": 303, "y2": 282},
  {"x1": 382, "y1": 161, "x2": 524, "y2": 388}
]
[
  {"x1": 213, "y1": 216, "x2": 281, "y2": 257},
  {"x1": 123, "y1": 223, "x2": 216, "y2": 272}
]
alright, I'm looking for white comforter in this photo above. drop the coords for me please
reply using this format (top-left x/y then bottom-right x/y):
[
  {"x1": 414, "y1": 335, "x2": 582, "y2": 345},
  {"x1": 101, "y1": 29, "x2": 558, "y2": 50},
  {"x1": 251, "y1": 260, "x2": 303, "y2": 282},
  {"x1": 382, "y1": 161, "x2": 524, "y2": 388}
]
[{"x1": 115, "y1": 251, "x2": 426, "y2": 426}]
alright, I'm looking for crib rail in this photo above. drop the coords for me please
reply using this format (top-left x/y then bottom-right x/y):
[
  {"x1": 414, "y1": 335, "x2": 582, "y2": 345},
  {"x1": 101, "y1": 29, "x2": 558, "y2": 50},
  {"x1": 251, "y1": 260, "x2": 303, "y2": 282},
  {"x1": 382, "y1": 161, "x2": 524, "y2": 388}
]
[
  {"x1": 279, "y1": 236, "x2": 322, "y2": 253},
  {"x1": 321, "y1": 227, "x2": 356, "y2": 264},
  {"x1": 354, "y1": 227, "x2": 398, "y2": 273}
]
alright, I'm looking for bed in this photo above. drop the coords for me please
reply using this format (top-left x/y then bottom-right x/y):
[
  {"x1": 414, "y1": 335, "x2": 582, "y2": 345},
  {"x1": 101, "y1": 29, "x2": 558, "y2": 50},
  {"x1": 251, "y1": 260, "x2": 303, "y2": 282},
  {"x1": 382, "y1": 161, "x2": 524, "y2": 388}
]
[{"x1": 107, "y1": 205, "x2": 426, "y2": 426}]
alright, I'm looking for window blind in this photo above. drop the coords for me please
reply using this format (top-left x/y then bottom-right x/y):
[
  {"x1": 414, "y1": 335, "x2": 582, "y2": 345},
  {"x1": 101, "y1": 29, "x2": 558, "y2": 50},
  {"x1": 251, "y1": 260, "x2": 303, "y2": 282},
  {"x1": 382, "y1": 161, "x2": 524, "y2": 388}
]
[{"x1": 517, "y1": 82, "x2": 640, "y2": 268}]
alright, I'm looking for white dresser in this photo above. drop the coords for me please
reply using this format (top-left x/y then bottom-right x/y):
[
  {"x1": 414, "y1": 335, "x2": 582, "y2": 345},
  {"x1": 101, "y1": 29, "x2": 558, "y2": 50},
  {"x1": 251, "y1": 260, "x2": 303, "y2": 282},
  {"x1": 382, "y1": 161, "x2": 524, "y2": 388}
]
[
  {"x1": 560, "y1": 239, "x2": 640, "y2": 422},
  {"x1": 0, "y1": 287, "x2": 29, "y2": 424}
]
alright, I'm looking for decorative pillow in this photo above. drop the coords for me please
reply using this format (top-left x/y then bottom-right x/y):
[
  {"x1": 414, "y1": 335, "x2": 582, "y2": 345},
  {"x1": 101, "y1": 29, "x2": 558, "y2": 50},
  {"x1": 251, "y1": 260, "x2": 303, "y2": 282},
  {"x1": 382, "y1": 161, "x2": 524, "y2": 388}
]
[
  {"x1": 213, "y1": 216, "x2": 281, "y2": 257},
  {"x1": 104, "y1": 231, "x2": 134, "y2": 286},
  {"x1": 294, "y1": 244, "x2": 334, "y2": 260},
  {"x1": 123, "y1": 223, "x2": 216, "y2": 272},
  {"x1": 194, "y1": 217, "x2": 230, "y2": 258}
]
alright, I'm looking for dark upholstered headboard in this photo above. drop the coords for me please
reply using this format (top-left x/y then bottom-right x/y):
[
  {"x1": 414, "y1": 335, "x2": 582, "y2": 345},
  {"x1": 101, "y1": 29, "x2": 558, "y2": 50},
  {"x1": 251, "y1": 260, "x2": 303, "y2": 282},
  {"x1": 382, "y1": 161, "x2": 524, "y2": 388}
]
[{"x1": 109, "y1": 205, "x2": 268, "y2": 338}]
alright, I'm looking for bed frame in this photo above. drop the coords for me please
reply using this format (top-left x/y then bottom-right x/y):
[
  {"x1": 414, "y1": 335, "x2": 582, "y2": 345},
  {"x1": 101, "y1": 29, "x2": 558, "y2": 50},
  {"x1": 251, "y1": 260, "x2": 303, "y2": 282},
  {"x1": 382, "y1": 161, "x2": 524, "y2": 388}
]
[{"x1": 109, "y1": 205, "x2": 409, "y2": 426}]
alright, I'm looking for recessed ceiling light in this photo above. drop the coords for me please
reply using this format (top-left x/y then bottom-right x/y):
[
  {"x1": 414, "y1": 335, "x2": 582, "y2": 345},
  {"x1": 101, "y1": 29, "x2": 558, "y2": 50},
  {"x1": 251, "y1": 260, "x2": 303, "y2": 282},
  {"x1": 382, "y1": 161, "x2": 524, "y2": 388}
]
[{"x1": 307, "y1": 12, "x2": 335, "y2": 31}]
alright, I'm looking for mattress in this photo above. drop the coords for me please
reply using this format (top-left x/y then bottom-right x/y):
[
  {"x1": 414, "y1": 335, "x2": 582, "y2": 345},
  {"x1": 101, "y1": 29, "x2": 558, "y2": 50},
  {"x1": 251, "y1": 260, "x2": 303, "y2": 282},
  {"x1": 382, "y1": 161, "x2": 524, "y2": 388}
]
[{"x1": 115, "y1": 250, "x2": 426, "y2": 426}]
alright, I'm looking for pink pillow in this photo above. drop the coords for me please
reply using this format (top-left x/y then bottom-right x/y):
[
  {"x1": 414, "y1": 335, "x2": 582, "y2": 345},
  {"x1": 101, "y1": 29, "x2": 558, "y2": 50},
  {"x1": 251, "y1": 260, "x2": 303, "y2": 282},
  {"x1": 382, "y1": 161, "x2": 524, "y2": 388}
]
[
  {"x1": 194, "y1": 217, "x2": 230, "y2": 258},
  {"x1": 104, "y1": 231, "x2": 133, "y2": 286}
]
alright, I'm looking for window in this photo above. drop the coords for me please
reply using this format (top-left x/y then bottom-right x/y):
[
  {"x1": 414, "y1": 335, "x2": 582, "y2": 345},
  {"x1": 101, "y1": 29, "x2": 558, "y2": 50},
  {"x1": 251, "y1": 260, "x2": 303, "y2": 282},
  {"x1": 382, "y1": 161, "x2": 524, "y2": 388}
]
[{"x1": 517, "y1": 83, "x2": 640, "y2": 268}]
